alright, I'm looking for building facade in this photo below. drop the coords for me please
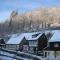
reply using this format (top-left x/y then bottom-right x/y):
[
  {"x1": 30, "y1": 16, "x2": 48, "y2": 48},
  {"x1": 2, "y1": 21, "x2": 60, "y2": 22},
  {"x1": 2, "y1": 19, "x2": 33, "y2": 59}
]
[
  {"x1": 44, "y1": 30, "x2": 60, "y2": 59},
  {"x1": 25, "y1": 32, "x2": 48, "y2": 54}
]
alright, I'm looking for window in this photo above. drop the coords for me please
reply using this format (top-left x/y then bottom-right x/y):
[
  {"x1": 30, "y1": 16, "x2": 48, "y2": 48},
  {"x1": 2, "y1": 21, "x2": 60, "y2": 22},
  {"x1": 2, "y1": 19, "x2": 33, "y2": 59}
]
[
  {"x1": 29, "y1": 41, "x2": 32, "y2": 46},
  {"x1": 54, "y1": 43, "x2": 59, "y2": 47}
]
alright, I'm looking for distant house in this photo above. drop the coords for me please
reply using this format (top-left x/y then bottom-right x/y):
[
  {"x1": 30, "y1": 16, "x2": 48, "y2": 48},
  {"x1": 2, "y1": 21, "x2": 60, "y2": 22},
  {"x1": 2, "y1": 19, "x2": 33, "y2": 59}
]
[
  {"x1": 6, "y1": 34, "x2": 28, "y2": 51},
  {"x1": 44, "y1": 30, "x2": 60, "y2": 58},
  {"x1": 0, "y1": 38, "x2": 5, "y2": 48},
  {"x1": 25, "y1": 32, "x2": 48, "y2": 54}
]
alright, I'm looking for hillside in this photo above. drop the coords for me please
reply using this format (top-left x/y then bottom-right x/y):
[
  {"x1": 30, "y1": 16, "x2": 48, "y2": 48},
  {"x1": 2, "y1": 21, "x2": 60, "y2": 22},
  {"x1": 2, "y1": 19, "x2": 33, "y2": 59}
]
[
  {"x1": 0, "y1": 8, "x2": 60, "y2": 34},
  {"x1": 10, "y1": 7, "x2": 60, "y2": 26}
]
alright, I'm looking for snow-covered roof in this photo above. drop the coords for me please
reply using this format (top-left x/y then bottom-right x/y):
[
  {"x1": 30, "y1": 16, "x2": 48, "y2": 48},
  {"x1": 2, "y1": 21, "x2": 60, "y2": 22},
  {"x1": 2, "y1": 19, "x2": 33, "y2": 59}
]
[
  {"x1": 7, "y1": 31, "x2": 43, "y2": 44},
  {"x1": 6, "y1": 34, "x2": 24, "y2": 44},
  {"x1": 24, "y1": 32, "x2": 43, "y2": 40},
  {"x1": 49, "y1": 30, "x2": 60, "y2": 42}
]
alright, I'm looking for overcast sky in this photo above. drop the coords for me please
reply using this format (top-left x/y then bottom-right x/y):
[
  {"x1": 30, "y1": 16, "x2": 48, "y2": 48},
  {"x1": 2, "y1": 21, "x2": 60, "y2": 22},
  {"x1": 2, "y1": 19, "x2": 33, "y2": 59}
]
[{"x1": 0, "y1": 0, "x2": 60, "y2": 22}]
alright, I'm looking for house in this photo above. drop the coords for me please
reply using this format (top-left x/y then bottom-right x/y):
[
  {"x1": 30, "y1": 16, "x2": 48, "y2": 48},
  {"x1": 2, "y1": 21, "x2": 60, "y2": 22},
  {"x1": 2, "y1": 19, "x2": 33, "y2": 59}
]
[
  {"x1": 25, "y1": 32, "x2": 48, "y2": 54},
  {"x1": 44, "y1": 30, "x2": 60, "y2": 59},
  {"x1": 6, "y1": 34, "x2": 28, "y2": 51},
  {"x1": 0, "y1": 38, "x2": 5, "y2": 48}
]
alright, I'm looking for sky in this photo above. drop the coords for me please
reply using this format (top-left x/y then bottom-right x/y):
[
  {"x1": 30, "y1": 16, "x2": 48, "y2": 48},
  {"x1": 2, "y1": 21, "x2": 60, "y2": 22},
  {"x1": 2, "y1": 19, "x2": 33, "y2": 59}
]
[{"x1": 0, "y1": 0, "x2": 60, "y2": 22}]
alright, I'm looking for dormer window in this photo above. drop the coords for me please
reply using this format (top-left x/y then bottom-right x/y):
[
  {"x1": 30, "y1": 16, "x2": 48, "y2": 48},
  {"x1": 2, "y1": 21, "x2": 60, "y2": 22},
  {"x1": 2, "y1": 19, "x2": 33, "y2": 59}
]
[{"x1": 32, "y1": 33, "x2": 40, "y2": 38}]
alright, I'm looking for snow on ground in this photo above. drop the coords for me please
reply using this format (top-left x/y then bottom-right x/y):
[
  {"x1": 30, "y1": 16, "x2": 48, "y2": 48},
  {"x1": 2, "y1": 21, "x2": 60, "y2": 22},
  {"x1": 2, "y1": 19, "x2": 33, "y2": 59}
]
[
  {"x1": 44, "y1": 56, "x2": 60, "y2": 60},
  {"x1": 18, "y1": 51, "x2": 43, "y2": 60},
  {"x1": 0, "y1": 50, "x2": 37, "y2": 60},
  {"x1": 0, "y1": 56, "x2": 16, "y2": 60},
  {"x1": 0, "y1": 51, "x2": 16, "y2": 60}
]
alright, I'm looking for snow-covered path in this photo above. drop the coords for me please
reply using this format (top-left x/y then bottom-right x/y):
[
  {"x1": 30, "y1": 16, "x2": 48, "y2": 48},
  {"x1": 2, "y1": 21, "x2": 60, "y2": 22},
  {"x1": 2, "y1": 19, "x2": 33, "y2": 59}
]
[
  {"x1": 0, "y1": 52, "x2": 33, "y2": 60},
  {"x1": 0, "y1": 48, "x2": 43, "y2": 60}
]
